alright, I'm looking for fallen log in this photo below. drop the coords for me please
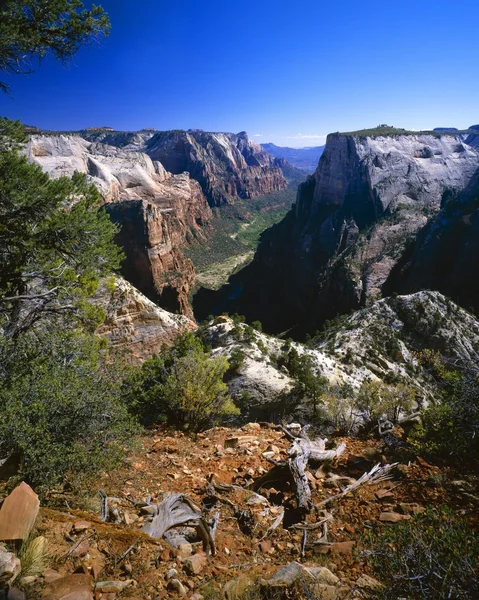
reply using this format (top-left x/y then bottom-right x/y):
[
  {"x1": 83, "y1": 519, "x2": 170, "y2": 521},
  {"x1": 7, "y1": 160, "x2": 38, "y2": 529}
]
[
  {"x1": 253, "y1": 425, "x2": 346, "y2": 516},
  {"x1": 142, "y1": 493, "x2": 216, "y2": 557}
]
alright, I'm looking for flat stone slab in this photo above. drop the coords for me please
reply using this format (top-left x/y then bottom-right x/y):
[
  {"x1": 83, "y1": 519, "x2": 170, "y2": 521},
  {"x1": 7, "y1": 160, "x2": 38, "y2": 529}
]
[{"x1": 0, "y1": 482, "x2": 39, "y2": 541}]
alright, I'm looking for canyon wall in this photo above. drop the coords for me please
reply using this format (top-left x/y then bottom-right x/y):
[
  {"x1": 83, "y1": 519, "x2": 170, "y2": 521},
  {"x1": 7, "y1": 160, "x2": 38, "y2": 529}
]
[
  {"x1": 225, "y1": 130, "x2": 479, "y2": 334},
  {"x1": 145, "y1": 130, "x2": 288, "y2": 206},
  {"x1": 385, "y1": 165, "x2": 479, "y2": 314},
  {"x1": 25, "y1": 134, "x2": 212, "y2": 317}
]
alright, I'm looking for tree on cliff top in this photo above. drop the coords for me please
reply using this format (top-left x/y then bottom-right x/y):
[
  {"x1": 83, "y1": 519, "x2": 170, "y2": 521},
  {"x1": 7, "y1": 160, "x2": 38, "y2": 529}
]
[{"x1": 0, "y1": 0, "x2": 110, "y2": 93}]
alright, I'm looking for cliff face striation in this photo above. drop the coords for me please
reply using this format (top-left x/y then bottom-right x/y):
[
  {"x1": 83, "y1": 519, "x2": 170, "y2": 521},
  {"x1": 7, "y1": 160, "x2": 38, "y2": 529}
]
[
  {"x1": 25, "y1": 134, "x2": 212, "y2": 317},
  {"x1": 385, "y1": 164, "x2": 479, "y2": 314},
  {"x1": 93, "y1": 277, "x2": 197, "y2": 363},
  {"x1": 226, "y1": 130, "x2": 479, "y2": 334},
  {"x1": 145, "y1": 130, "x2": 288, "y2": 206}
]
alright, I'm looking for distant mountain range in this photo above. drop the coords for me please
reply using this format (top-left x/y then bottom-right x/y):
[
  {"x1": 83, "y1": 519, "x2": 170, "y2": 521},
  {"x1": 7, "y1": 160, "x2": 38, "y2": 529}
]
[{"x1": 261, "y1": 143, "x2": 325, "y2": 173}]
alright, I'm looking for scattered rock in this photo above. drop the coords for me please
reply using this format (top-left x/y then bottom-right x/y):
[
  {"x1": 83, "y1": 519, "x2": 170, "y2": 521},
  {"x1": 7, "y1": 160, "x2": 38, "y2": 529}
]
[
  {"x1": 73, "y1": 521, "x2": 91, "y2": 533},
  {"x1": 308, "y1": 567, "x2": 339, "y2": 586},
  {"x1": 262, "y1": 561, "x2": 316, "y2": 587},
  {"x1": 177, "y1": 543, "x2": 193, "y2": 558},
  {"x1": 0, "y1": 482, "x2": 40, "y2": 541},
  {"x1": 0, "y1": 544, "x2": 21, "y2": 585},
  {"x1": 224, "y1": 575, "x2": 255, "y2": 599},
  {"x1": 44, "y1": 569, "x2": 63, "y2": 584},
  {"x1": 259, "y1": 540, "x2": 273, "y2": 554},
  {"x1": 71, "y1": 538, "x2": 89, "y2": 557},
  {"x1": 95, "y1": 580, "x2": 134, "y2": 593},
  {"x1": 7, "y1": 590, "x2": 25, "y2": 600},
  {"x1": 379, "y1": 512, "x2": 411, "y2": 523},
  {"x1": 167, "y1": 578, "x2": 187, "y2": 596},
  {"x1": 183, "y1": 552, "x2": 206, "y2": 576},
  {"x1": 397, "y1": 503, "x2": 425, "y2": 515},
  {"x1": 355, "y1": 574, "x2": 384, "y2": 592},
  {"x1": 328, "y1": 541, "x2": 355, "y2": 555},
  {"x1": 42, "y1": 573, "x2": 94, "y2": 600},
  {"x1": 166, "y1": 569, "x2": 178, "y2": 580}
]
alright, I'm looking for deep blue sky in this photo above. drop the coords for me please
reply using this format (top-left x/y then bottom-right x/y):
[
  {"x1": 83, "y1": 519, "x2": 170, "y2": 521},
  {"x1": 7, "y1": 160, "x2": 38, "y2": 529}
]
[{"x1": 1, "y1": 0, "x2": 478, "y2": 146}]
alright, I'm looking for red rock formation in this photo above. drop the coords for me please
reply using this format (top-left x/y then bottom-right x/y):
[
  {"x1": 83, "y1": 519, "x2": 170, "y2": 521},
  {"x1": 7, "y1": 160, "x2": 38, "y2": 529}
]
[{"x1": 94, "y1": 278, "x2": 197, "y2": 363}]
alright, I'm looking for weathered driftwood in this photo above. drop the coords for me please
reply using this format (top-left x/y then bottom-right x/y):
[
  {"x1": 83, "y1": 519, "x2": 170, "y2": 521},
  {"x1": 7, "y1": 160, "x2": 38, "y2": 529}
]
[
  {"x1": 316, "y1": 463, "x2": 397, "y2": 507},
  {"x1": 142, "y1": 493, "x2": 216, "y2": 557},
  {"x1": 253, "y1": 425, "x2": 346, "y2": 515}
]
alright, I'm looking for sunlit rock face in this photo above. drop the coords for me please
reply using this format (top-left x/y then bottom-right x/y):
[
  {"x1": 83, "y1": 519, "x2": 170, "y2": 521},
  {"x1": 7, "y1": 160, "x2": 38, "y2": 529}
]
[
  {"x1": 386, "y1": 164, "x2": 479, "y2": 315},
  {"x1": 94, "y1": 277, "x2": 196, "y2": 364},
  {"x1": 229, "y1": 131, "x2": 479, "y2": 335},
  {"x1": 24, "y1": 134, "x2": 212, "y2": 317},
  {"x1": 202, "y1": 291, "x2": 479, "y2": 418},
  {"x1": 145, "y1": 130, "x2": 287, "y2": 206}
]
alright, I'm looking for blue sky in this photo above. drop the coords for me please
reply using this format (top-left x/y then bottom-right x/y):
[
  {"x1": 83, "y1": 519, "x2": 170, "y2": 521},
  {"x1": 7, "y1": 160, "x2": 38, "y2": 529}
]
[{"x1": 1, "y1": 0, "x2": 478, "y2": 147}]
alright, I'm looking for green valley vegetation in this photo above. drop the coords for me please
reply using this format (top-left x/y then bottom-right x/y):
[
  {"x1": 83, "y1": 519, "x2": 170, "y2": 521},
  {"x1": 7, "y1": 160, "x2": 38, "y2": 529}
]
[{"x1": 185, "y1": 187, "x2": 297, "y2": 289}]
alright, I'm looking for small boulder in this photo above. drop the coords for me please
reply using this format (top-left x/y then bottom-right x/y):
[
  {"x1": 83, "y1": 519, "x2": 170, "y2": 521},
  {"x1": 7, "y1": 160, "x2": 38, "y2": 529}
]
[
  {"x1": 167, "y1": 578, "x2": 187, "y2": 596},
  {"x1": 183, "y1": 552, "x2": 206, "y2": 576},
  {"x1": 95, "y1": 580, "x2": 134, "y2": 593},
  {"x1": 42, "y1": 573, "x2": 94, "y2": 600},
  {"x1": 0, "y1": 544, "x2": 21, "y2": 585},
  {"x1": 262, "y1": 561, "x2": 316, "y2": 588},
  {"x1": 0, "y1": 482, "x2": 39, "y2": 542}
]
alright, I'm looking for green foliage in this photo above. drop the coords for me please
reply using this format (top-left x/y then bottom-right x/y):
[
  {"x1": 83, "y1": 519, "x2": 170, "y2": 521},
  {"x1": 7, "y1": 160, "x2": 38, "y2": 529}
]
[
  {"x1": 356, "y1": 380, "x2": 416, "y2": 424},
  {"x1": 0, "y1": 0, "x2": 110, "y2": 93},
  {"x1": 227, "y1": 347, "x2": 246, "y2": 377},
  {"x1": 321, "y1": 388, "x2": 361, "y2": 435},
  {"x1": 123, "y1": 332, "x2": 239, "y2": 432},
  {"x1": 0, "y1": 146, "x2": 123, "y2": 337},
  {"x1": 278, "y1": 348, "x2": 327, "y2": 416},
  {"x1": 363, "y1": 507, "x2": 479, "y2": 599},
  {"x1": 184, "y1": 189, "x2": 295, "y2": 281},
  {"x1": 0, "y1": 329, "x2": 135, "y2": 492},
  {"x1": 409, "y1": 374, "x2": 479, "y2": 467},
  {"x1": 251, "y1": 320, "x2": 263, "y2": 332}
]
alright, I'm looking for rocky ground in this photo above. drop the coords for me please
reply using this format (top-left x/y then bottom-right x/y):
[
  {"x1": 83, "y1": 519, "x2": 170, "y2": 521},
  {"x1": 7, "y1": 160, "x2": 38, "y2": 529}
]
[{"x1": 3, "y1": 423, "x2": 477, "y2": 600}]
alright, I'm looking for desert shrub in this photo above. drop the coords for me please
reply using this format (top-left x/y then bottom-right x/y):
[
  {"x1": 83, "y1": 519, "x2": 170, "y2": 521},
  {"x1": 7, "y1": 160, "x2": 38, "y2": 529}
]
[
  {"x1": 356, "y1": 380, "x2": 415, "y2": 424},
  {"x1": 251, "y1": 320, "x2": 263, "y2": 332},
  {"x1": 410, "y1": 353, "x2": 479, "y2": 467},
  {"x1": 0, "y1": 329, "x2": 135, "y2": 492},
  {"x1": 227, "y1": 347, "x2": 246, "y2": 377},
  {"x1": 321, "y1": 389, "x2": 361, "y2": 435},
  {"x1": 362, "y1": 507, "x2": 479, "y2": 599},
  {"x1": 124, "y1": 332, "x2": 239, "y2": 432},
  {"x1": 409, "y1": 374, "x2": 479, "y2": 467}
]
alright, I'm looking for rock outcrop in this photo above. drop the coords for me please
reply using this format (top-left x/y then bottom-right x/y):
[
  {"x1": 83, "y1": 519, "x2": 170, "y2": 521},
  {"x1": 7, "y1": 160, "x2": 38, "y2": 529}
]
[
  {"x1": 25, "y1": 134, "x2": 212, "y2": 316},
  {"x1": 223, "y1": 130, "x2": 479, "y2": 334},
  {"x1": 385, "y1": 165, "x2": 479, "y2": 314},
  {"x1": 202, "y1": 292, "x2": 479, "y2": 419},
  {"x1": 94, "y1": 278, "x2": 196, "y2": 363},
  {"x1": 145, "y1": 130, "x2": 287, "y2": 206}
]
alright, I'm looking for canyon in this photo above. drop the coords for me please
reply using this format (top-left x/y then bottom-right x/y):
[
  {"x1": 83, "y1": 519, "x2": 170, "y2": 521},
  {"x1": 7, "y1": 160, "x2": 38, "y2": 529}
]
[
  {"x1": 24, "y1": 129, "x2": 289, "y2": 322},
  {"x1": 206, "y1": 127, "x2": 479, "y2": 335}
]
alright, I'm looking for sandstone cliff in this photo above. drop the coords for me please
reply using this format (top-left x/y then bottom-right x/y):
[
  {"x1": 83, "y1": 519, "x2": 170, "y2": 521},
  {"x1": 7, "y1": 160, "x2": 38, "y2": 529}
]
[
  {"x1": 385, "y1": 165, "x2": 479, "y2": 314},
  {"x1": 145, "y1": 130, "x2": 287, "y2": 206},
  {"x1": 25, "y1": 134, "x2": 212, "y2": 316},
  {"x1": 94, "y1": 277, "x2": 196, "y2": 363},
  {"x1": 226, "y1": 130, "x2": 479, "y2": 334}
]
